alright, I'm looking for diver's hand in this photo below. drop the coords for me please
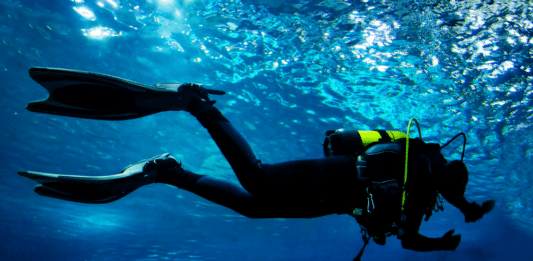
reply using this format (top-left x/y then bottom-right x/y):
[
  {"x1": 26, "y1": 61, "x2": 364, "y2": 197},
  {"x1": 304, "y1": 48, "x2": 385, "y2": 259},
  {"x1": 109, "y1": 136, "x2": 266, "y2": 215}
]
[
  {"x1": 178, "y1": 83, "x2": 225, "y2": 105},
  {"x1": 483, "y1": 199, "x2": 496, "y2": 209},
  {"x1": 465, "y1": 200, "x2": 495, "y2": 223},
  {"x1": 441, "y1": 229, "x2": 461, "y2": 250}
]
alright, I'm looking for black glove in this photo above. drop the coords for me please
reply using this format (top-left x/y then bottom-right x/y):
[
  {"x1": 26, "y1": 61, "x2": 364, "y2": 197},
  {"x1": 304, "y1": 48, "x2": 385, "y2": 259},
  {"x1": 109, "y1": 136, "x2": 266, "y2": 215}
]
[
  {"x1": 440, "y1": 229, "x2": 461, "y2": 250},
  {"x1": 465, "y1": 200, "x2": 496, "y2": 223}
]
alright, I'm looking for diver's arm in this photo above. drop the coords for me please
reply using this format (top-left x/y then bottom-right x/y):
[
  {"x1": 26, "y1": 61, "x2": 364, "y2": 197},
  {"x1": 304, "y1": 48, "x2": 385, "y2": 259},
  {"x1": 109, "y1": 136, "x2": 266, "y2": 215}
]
[
  {"x1": 401, "y1": 230, "x2": 460, "y2": 251},
  {"x1": 441, "y1": 188, "x2": 496, "y2": 223},
  {"x1": 446, "y1": 195, "x2": 496, "y2": 223},
  {"x1": 444, "y1": 194, "x2": 469, "y2": 212},
  {"x1": 400, "y1": 193, "x2": 460, "y2": 251},
  {"x1": 401, "y1": 217, "x2": 461, "y2": 251}
]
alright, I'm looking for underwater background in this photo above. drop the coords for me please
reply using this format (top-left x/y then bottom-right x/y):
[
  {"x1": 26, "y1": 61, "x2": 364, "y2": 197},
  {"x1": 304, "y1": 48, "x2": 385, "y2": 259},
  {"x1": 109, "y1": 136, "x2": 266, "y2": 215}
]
[{"x1": 1, "y1": 0, "x2": 532, "y2": 260}]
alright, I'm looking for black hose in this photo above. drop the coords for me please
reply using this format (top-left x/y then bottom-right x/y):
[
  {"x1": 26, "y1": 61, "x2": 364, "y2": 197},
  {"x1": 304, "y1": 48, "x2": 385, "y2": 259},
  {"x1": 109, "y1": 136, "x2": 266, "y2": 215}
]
[{"x1": 441, "y1": 132, "x2": 466, "y2": 162}]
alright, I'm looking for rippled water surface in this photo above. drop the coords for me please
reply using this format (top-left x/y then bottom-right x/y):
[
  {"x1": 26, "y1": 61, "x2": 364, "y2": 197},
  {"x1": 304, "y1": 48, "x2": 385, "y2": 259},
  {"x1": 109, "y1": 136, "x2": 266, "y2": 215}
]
[{"x1": 1, "y1": 0, "x2": 532, "y2": 260}]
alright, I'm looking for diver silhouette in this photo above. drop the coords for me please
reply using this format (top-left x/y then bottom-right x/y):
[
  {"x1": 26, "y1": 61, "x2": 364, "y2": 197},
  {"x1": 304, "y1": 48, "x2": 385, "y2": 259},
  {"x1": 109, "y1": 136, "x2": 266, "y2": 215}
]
[{"x1": 19, "y1": 68, "x2": 495, "y2": 260}]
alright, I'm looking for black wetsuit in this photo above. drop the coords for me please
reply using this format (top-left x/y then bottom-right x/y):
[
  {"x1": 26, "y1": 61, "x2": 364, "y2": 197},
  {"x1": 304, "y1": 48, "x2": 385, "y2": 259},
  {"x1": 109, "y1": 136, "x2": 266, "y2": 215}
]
[
  {"x1": 171, "y1": 101, "x2": 360, "y2": 218},
  {"x1": 165, "y1": 101, "x2": 463, "y2": 251}
]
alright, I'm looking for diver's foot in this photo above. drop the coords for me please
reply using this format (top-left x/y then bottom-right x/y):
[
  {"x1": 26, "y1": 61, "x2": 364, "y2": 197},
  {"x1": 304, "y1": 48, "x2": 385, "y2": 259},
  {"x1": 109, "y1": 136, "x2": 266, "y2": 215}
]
[
  {"x1": 176, "y1": 83, "x2": 225, "y2": 112},
  {"x1": 142, "y1": 153, "x2": 186, "y2": 185},
  {"x1": 120, "y1": 153, "x2": 181, "y2": 184}
]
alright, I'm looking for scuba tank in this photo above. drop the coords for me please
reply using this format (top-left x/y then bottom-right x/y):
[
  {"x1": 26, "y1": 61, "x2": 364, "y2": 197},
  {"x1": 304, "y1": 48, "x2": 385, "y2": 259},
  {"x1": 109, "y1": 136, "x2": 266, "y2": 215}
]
[{"x1": 323, "y1": 129, "x2": 407, "y2": 157}]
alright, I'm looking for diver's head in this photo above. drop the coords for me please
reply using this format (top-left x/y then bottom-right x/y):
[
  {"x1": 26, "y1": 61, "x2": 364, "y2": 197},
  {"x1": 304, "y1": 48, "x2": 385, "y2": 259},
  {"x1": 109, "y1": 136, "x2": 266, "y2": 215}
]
[{"x1": 438, "y1": 160, "x2": 469, "y2": 198}]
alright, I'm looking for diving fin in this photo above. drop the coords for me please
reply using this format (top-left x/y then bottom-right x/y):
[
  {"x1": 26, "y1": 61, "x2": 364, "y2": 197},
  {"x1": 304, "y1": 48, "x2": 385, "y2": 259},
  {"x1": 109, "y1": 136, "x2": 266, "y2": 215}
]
[
  {"x1": 18, "y1": 153, "x2": 179, "y2": 203},
  {"x1": 26, "y1": 67, "x2": 224, "y2": 120}
]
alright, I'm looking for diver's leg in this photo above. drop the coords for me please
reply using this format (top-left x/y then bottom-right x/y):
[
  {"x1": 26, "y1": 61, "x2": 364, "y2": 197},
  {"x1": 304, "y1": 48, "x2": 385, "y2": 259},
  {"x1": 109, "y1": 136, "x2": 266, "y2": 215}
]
[
  {"x1": 188, "y1": 101, "x2": 358, "y2": 199},
  {"x1": 157, "y1": 168, "x2": 261, "y2": 217},
  {"x1": 158, "y1": 159, "x2": 355, "y2": 218},
  {"x1": 187, "y1": 101, "x2": 268, "y2": 196},
  {"x1": 183, "y1": 101, "x2": 359, "y2": 217}
]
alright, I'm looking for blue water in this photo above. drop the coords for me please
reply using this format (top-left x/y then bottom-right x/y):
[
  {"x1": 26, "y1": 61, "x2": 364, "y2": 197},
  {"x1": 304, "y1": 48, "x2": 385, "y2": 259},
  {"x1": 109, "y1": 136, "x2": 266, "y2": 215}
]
[{"x1": 1, "y1": 0, "x2": 532, "y2": 260}]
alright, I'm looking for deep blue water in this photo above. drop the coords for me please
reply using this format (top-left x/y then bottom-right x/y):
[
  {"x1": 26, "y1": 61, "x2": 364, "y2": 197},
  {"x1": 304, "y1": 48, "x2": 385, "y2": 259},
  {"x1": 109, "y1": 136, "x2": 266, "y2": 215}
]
[{"x1": 1, "y1": 0, "x2": 532, "y2": 260}]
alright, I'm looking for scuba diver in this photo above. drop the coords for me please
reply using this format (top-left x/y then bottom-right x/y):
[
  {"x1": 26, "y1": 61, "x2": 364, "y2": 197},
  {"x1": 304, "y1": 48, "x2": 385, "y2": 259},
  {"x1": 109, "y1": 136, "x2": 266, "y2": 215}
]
[{"x1": 19, "y1": 67, "x2": 495, "y2": 260}]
